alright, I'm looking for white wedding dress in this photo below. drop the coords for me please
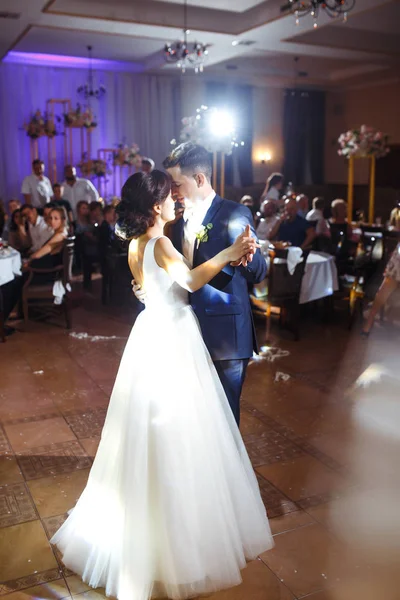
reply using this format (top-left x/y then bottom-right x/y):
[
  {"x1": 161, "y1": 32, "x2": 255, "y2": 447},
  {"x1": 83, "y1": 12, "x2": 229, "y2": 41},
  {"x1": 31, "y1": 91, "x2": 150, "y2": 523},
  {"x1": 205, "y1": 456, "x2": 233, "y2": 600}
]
[{"x1": 51, "y1": 236, "x2": 273, "y2": 600}]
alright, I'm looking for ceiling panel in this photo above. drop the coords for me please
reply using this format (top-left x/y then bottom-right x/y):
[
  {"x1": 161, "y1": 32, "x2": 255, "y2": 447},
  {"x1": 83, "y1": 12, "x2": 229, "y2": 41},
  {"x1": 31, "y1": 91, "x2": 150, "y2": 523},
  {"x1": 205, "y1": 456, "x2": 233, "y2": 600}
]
[{"x1": 14, "y1": 26, "x2": 164, "y2": 61}]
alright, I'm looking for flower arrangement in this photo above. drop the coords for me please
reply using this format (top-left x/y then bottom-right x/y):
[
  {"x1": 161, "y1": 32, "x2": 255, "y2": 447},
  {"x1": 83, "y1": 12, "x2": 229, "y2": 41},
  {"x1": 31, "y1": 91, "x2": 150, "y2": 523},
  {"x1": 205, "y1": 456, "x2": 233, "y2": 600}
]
[
  {"x1": 78, "y1": 156, "x2": 109, "y2": 178},
  {"x1": 44, "y1": 118, "x2": 57, "y2": 138},
  {"x1": 64, "y1": 104, "x2": 97, "y2": 130},
  {"x1": 113, "y1": 143, "x2": 142, "y2": 167},
  {"x1": 172, "y1": 105, "x2": 244, "y2": 155},
  {"x1": 338, "y1": 125, "x2": 389, "y2": 159},
  {"x1": 24, "y1": 111, "x2": 46, "y2": 139}
]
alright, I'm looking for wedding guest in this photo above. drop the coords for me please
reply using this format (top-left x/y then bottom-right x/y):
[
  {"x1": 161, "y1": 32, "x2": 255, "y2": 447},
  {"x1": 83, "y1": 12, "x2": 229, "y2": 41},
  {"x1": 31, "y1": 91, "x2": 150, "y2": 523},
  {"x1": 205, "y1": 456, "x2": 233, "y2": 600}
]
[
  {"x1": 141, "y1": 157, "x2": 155, "y2": 174},
  {"x1": 389, "y1": 201, "x2": 400, "y2": 231},
  {"x1": 8, "y1": 199, "x2": 21, "y2": 215},
  {"x1": 270, "y1": 197, "x2": 316, "y2": 249},
  {"x1": 306, "y1": 197, "x2": 331, "y2": 237},
  {"x1": 23, "y1": 207, "x2": 67, "y2": 284},
  {"x1": 81, "y1": 202, "x2": 104, "y2": 290},
  {"x1": 0, "y1": 200, "x2": 6, "y2": 237},
  {"x1": 74, "y1": 200, "x2": 90, "y2": 272},
  {"x1": 8, "y1": 209, "x2": 31, "y2": 255},
  {"x1": 362, "y1": 243, "x2": 400, "y2": 335},
  {"x1": 52, "y1": 183, "x2": 74, "y2": 227},
  {"x1": 296, "y1": 194, "x2": 309, "y2": 218},
  {"x1": 240, "y1": 195, "x2": 254, "y2": 210},
  {"x1": 62, "y1": 165, "x2": 99, "y2": 218},
  {"x1": 256, "y1": 200, "x2": 279, "y2": 241},
  {"x1": 21, "y1": 204, "x2": 53, "y2": 253},
  {"x1": 43, "y1": 204, "x2": 53, "y2": 226},
  {"x1": 21, "y1": 159, "x2": 53, "y2": 208},
  {"x1": 330, "y1": 199, "x2": 356, "y2": 239},
  {"x1": 260, "y1": 173, "x2": 284, "y2": 205}
]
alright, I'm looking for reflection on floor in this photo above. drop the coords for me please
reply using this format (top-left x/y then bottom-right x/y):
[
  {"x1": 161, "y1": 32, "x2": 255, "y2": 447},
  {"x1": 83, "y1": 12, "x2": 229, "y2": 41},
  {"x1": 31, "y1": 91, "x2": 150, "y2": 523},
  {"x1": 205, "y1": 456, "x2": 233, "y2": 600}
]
[{"x1": 1, "y1": 291, "x2": 400, "y2": 600}]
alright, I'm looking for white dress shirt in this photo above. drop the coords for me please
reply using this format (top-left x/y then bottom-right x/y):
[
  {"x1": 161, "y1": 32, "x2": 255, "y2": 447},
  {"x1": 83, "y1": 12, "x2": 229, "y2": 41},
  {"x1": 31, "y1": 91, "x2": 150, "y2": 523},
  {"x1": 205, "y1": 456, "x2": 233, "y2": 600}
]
[
  {"x1": 21, "y1": 174, "x2": 53, "y2": 208},
  {"x1": 256, "y1": 215, "x2": 280, "y2": 241},
  {"x1": 306, "y1": 208, "x2": 330, "y2": 237},
  {"x1": 183, "y1": 191, "x2": 216, "y2": 266},
  {"x1": 62, "y1": 178, "x2": 99, "y2": 217},
  {"x1": 29, "y1": 215, "x2": 53, "y2": 252}
]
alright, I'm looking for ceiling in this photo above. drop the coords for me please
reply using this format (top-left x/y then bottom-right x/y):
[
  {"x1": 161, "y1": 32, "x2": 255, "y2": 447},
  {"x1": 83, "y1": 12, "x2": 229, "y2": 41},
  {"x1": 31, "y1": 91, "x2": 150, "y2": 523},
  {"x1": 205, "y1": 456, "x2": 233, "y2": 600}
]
[{"x1": 0, "y1": 0, "x2": 399, "y2": 89}]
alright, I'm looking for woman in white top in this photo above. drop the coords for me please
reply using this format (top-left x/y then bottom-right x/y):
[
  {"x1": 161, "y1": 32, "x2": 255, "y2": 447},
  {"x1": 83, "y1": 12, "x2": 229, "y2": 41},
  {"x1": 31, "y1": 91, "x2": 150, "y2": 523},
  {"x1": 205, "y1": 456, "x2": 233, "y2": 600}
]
[{"x1": 260, "y1": 172, "x2": 283, "y2": 205}]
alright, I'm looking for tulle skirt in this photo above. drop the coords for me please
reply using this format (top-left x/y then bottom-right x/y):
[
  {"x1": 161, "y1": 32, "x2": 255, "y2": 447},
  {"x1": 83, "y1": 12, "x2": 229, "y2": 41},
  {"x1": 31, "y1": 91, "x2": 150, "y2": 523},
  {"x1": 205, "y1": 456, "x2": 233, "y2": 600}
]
[{"x1": 51, "y1": 305, "x2": 273, "y2": 600}]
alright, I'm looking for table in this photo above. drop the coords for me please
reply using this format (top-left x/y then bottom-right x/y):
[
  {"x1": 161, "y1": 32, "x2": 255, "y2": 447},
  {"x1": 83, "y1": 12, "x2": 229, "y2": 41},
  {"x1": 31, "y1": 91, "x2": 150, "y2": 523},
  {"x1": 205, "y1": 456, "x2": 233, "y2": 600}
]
[
  {"x1": 298, "y1": 251, "x2": 339, "y2": 304},
  {"x1": 0, "y1": 248, "x2": 22, "y2": 341},
  {"x1": 255, "y1": 250, "x2": 339, "y2": 305},
  {"x1": 0, "y1": 248, "x2": 22, "y2": 286}
]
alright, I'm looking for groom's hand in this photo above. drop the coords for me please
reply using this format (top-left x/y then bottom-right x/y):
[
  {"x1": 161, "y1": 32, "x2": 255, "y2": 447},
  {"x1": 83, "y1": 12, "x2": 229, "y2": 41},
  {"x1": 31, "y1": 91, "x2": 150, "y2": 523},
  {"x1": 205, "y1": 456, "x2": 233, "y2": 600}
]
[{"x1": 230, "y1": 225, "x2": 258, "y2": 267}]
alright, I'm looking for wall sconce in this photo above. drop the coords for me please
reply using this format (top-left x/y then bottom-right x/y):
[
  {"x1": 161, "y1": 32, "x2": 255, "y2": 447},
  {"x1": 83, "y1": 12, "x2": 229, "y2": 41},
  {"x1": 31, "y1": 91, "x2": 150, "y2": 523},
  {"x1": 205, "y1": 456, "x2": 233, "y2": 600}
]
[{"x1": 260, "y1": 151, "x2": 272, "y2": 164}]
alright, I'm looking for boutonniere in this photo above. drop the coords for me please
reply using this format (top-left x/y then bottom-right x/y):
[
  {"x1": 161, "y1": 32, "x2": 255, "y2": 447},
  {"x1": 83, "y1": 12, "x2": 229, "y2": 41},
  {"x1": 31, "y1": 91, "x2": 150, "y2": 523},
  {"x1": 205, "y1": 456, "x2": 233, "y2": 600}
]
[{"x1": 195, "y1": 223, "x2": 213, "y2": 248}]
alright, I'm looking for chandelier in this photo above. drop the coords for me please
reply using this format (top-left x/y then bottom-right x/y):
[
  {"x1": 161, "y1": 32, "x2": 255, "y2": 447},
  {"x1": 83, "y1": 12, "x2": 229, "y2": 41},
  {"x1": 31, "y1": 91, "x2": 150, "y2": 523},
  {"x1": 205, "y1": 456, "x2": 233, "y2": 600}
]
[
  {"x1": 77, "y1": 46, "x2": 106, "y2": 100},
  {"x1": 282, "y1": 0, "x2": 356, "y2": 27},
  {"x1": 163, "y1": 0, "x2": 209, "y2": 74}
]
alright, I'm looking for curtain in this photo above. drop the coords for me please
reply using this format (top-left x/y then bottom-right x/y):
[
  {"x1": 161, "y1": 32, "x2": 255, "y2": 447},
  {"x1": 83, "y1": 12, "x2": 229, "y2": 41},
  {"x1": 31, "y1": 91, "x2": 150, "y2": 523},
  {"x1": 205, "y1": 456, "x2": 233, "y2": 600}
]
[
  {"x1": 283, "y1": 89, "x2": 325, "y2": 186},
  {"x1": 0, "y1": 63, "x2": 181, "y2": 200},
  {"x1": 206, "y1": 82, "x2": 254, "y2": 188}
]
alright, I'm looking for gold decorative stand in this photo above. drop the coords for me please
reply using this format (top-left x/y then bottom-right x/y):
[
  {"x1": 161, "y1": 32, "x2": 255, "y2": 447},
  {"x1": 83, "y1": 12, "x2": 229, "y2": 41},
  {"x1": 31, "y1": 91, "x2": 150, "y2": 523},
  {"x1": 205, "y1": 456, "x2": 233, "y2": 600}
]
[
  {"x1": 347, "y1": 155, "x2": 377, "y2": 224},
  {"x1": 46, "y1": 99, "x2": 72, "y2": 182}
]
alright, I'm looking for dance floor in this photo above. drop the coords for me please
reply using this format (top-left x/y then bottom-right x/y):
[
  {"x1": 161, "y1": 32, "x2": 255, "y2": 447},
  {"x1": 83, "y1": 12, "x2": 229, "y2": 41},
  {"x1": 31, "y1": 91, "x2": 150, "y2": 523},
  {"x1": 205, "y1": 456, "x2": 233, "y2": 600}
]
[{"x1": 1, "y1": 289, "x2": 400, "y2": 600}]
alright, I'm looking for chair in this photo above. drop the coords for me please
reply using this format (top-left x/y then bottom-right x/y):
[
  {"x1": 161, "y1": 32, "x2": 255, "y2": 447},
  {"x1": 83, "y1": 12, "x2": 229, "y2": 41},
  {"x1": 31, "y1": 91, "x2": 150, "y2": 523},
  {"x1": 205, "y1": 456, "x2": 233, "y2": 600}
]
[
  {"x1": 251, "y1": 247, "x2": 309, "y2": 341},
  {"x1": 22, "y1": 236, "x2": 75, "y2": 329}
]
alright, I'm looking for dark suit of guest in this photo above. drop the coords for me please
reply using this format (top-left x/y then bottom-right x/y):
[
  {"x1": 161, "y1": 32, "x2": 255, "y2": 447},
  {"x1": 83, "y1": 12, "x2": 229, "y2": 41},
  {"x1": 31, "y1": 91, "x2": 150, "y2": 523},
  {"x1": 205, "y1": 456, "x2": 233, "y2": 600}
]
[{"x1": 171, "y1": 194, "x2": 267, "y2": 425}]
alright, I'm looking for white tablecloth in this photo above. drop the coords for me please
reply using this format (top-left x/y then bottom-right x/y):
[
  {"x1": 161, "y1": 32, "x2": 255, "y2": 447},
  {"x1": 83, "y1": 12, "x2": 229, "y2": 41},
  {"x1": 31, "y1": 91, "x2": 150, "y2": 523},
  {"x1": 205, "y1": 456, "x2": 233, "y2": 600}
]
[
  {"x1": 0, "y1": 248, "x2": 22, "y2": 286},
  {"x1": 255, "y1": 250, "x2": 339, "y2": 305},
  {"x1": 300, "y1": 251, "x2": 338, "y2": 304}
]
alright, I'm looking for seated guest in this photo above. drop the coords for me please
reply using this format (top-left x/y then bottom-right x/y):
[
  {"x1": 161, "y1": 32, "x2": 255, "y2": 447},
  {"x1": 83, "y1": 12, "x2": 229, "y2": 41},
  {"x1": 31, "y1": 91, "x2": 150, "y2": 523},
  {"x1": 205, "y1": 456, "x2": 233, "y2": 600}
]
[
  {"x1": 99, "y1": 205, "x2": 116, "y2": 251},
  {"x1": 21, "y1": 204, "x2": 53, "y2": 253},
  {"x1": 0, "y1": 199, "x2": 6, "y2": 237},
  {"x1": 43, "y1": 204, "x2": 53, "y2": 226},
  {"x1": 330, "y1": 199, "x2": 355, "y2": 239},
  {"x1": 260, "y1": 173, "x2": 284, "y2": 205},
  {"x1": 389, "y1": 201, "x2": 400, "y2": 231},
  {"x1": 8, "y1": 209, "x2": 31, "y2": 255},
  {"x1": 256, "y1": 200, "x2": 280, "y2": 241},
  {"x1": 306, "y1": 197, "x2": 331, "y2": 237},
  {"x1": 21, "y1": 159, "x2": 53, "y2": 208},
  {"x1": 141, "y1": 157, "x2": 155, "y2": 174},
  {"x1": 296, "y1": 194, "x2": 309, "y2": 218},
  {"x1": 73, "y1": 200, "x2": 90, "y2": 272},
  {"x1": 62, "y1": 164, "x2": 99, "y2": 219},
  {"x1": 52, "y1": 183, "x2": 74, "y2": 228},
  {"x1": 240, "y1": 195, "x2": 256, "y2": 222},
  {"x1": 89, "y1": 201, "x2": 104, "y2": 227},
  {"x1": 270, "y1": 197, "x2": 316, "y2": 249},
  {"x1": 23, "y1": 207, "x2": 68, "y2": 284},
  {"x1": 8, "y1": 198, "x2": 21, "y2": 214},
  {"x1": 81, "y1": 202, "x2": 103, "y2": 291}
]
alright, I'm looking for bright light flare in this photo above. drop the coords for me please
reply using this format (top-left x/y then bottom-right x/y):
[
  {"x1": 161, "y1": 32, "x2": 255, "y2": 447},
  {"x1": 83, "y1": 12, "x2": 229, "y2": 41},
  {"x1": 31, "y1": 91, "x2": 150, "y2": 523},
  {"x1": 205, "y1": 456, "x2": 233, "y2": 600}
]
[{"x1": 207, "y1": 110, "x2": 235, "y2": 138}]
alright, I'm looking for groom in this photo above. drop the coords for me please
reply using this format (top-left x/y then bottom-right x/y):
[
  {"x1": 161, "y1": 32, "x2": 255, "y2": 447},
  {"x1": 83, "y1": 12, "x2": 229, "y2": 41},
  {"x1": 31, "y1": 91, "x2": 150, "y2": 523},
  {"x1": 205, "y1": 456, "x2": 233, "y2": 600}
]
[{"x1": 160, "y1": 142, "x2": 267, "y2": 425}]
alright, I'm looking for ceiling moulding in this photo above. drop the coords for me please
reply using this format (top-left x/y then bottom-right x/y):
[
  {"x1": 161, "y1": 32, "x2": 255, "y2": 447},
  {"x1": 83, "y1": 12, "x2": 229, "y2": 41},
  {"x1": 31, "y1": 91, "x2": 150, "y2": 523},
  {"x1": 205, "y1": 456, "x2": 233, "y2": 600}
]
[
  {"x1": 344, "y1": 76, "x2": 400, "y2": 91},
  {"x1": 43, "y1": 0, "x2": 286, "y2": 37},
  {"x1": 4, "y1": 50, "x2": 145, "y2": 72}
]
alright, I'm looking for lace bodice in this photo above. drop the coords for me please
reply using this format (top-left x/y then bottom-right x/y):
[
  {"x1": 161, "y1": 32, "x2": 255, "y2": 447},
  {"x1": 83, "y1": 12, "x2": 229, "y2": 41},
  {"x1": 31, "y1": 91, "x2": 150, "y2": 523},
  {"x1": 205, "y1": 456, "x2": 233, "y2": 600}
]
[{"x1": 142, "y1": 236, "x2": 189, "y2": 311}]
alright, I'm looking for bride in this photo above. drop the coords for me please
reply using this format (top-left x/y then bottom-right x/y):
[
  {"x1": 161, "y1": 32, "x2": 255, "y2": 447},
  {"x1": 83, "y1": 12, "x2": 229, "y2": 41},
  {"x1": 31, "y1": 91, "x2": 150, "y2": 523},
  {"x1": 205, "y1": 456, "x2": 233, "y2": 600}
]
[{"x1": 51, "y1": 170, "x2": 273, "y2": 600}]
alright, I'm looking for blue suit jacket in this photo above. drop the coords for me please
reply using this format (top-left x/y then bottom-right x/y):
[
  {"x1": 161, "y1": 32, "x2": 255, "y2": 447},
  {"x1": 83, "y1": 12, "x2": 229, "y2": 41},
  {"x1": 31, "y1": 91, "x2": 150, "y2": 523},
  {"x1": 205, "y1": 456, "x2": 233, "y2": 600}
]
[{"x1": 171, "y1": 195, "x2": 267, "y2": 361}]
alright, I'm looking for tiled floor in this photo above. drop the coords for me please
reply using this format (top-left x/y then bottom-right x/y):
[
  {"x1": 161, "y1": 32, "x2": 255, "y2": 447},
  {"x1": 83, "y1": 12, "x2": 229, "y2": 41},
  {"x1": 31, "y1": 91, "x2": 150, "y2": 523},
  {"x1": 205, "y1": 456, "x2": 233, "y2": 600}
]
[{"x1": 1, "y1": 290, "x2": 400, "y2": 599}]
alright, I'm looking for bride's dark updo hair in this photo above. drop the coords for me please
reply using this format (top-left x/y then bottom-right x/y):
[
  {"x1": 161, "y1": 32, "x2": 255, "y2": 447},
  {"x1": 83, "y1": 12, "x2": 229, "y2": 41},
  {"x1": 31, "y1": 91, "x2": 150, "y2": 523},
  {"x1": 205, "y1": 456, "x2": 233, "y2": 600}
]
[{"x1": 115, "y1": 170, "x2": 172, "y2": 240}]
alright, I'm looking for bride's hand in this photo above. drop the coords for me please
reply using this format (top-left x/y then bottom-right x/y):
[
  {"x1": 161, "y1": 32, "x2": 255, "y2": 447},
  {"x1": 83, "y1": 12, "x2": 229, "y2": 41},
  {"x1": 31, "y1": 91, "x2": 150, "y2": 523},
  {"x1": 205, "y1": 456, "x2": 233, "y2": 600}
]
[
  {"x1": 131, "y1": 279, "x2": 147, "y2": 304},
  {"x1": 226, "y1": 225, "x2": 260, "y2": 264}
]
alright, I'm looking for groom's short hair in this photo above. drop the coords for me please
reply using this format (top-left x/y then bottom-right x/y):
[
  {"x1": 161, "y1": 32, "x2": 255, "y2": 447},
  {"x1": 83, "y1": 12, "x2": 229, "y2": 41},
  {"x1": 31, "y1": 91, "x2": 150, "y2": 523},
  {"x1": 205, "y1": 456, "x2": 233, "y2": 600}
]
[{"x1": 163, "y1": 142, "x2": 212, "y2": 181}]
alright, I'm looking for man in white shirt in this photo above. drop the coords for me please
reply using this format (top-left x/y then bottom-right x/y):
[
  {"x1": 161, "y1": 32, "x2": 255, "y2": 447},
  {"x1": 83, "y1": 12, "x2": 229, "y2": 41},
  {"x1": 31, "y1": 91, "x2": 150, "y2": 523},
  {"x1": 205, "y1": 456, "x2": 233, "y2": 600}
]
[
  {"x1": 256, "y1": 200, "x2": 280, "y2": 241},
  {"x1": 306, "y1": 196, "x2": 331, "y2": 237},
  {"x1": 62, "y1": 165, "x2": 99, "y2": 219},
  {"x1": 21, "y1": 159, "x2": 53, "y2": 208},
  {"x1": 21, "y1": 204, "x2": 53, "y2": 253}
]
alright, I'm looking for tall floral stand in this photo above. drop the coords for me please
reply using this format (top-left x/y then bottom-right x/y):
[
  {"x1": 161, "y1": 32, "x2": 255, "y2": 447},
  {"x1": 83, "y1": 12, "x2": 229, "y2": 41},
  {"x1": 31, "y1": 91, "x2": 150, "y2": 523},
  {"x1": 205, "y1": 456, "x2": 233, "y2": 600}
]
[
  {"x1": 347, "y1": 155, "x2": 376, "y2": 224},
  {"x1": 212, "y1": 152, "x2": 226, "y2": 198},
  {"x1": 46, "y1": 99, "x2": 73, "y2": 182}
]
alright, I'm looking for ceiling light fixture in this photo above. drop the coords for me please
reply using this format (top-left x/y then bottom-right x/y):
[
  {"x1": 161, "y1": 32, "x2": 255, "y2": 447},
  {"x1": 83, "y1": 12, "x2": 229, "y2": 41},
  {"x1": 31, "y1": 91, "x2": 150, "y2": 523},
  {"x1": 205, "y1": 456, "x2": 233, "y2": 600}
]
[
  {"x1": 77, "y1": 46, "x2": 106, "y2": 101},
  {"x1": 281, "y1": 0, "x2": 356, "y2": 27},
  {"x1": 163, "y1": 0, "x2": 209, "y2": 74}
]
